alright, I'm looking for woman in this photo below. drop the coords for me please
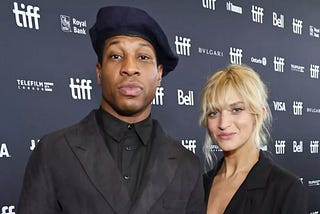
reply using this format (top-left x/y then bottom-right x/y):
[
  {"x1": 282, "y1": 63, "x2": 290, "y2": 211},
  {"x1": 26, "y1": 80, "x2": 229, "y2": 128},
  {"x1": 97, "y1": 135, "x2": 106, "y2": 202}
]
[{"x1": 200, "y1": 64, "x2": 308, "y2": 214}]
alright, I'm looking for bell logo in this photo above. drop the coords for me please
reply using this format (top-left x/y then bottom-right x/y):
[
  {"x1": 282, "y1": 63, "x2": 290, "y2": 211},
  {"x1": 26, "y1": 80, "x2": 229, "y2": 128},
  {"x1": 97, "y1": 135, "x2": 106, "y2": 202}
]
[
  {"x1": 293, "y1": 140, "x2": 303, "y2": 153},
  {"x1": 0, "y1": 143, "x2": 11, "y2": 158},
  {"x1": 177, "y1": 89, "x2": 194, "y2": 106}
]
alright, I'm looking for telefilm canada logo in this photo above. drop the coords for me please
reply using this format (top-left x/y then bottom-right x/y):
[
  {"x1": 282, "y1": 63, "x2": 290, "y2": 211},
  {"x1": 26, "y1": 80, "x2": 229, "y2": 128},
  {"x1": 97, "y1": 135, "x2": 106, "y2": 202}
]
[
  {"x1": 17, "y1": 79, "x2": 54, "y2": 92},
  {"x1": 60, "y1": 15, "x2": 87, "y2": 35}
]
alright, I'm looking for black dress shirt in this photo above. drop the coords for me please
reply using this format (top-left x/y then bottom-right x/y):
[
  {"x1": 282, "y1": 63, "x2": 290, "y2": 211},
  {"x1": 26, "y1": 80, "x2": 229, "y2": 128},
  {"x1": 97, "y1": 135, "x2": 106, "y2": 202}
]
[{"x1": 96, "y1": 107, "x2": 153, "y2": 200}]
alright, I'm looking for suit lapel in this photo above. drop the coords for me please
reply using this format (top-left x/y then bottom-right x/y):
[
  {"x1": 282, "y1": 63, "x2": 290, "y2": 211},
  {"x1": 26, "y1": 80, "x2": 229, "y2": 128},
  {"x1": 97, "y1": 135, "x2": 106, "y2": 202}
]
[
  {"x1": 65, "y1": 111, "x2": 131, "y2": 214},
  {"x1": 131, "y1": 122, "x2": 179, "y2": 213}
]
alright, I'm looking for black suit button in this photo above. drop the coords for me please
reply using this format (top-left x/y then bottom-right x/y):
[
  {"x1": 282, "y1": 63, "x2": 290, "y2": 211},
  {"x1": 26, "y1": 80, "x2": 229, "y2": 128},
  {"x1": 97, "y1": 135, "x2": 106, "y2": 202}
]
[{"x1": 124, "y1": 175, "x2": 130, "y2": 180}]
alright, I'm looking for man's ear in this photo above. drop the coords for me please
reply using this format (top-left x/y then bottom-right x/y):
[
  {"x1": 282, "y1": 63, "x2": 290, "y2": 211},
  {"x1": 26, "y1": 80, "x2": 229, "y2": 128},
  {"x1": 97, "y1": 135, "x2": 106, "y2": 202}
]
[
  {"x1": 157, "y1": 64, "x2": 163, "y2": 86},
  {"x1": 96, "y1": 63, "x2": 102, "y2": 85}
]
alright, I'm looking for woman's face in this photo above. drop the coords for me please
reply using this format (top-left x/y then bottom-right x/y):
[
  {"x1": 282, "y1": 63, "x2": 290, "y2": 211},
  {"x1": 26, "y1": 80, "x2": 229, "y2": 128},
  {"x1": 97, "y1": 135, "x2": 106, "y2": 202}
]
[{"x1": 207, "y1": 88, "x2": 256, "y2": 153}]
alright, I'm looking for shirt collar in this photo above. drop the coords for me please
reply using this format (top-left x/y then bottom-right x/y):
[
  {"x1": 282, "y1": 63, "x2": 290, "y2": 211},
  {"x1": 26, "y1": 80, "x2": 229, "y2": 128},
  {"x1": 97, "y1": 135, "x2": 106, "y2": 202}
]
[{"x1": 98, "y1": 107, "x2": 153, "y2": 146}]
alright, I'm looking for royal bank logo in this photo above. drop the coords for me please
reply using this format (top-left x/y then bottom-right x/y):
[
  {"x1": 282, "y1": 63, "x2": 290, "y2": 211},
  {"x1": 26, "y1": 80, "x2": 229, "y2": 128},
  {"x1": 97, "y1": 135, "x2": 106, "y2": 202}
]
[
  {"x1": 69, "y1": 78, "x2": 92, "y2": 100},
  {"x1": 210, "y1": 144, "x2": 223, "y2": 152},
  {"x1": 293, "y1": 140, "x2": 303, "y2": 153},
  {"x1": 251, "y1": 5, "x2": 264, "y2": 23},
  {"x1": 229, "y1": 47, "x2": 242, "y2": 64},
  {"x1": 226, "y1": 1, "x2": 242, "y2": 14},
  {"x1": 308, "y1": 180, "x2": 320, "y2": 187},
  {"x1": 292, "y1": 18, "x2": 303, "y2": 35},
  {"x1": 275, "y1": 140, "x2": 285, "y2": 154},
  {"x1": 0, "y1": 143, "x2": 11, "y2": 158},
  {"x1": 310, "y1": 64, "x2": 319, "y2": 79},
  {"x1": 251, "y1": 56, "x2": 267, "y2": 66},
  {"x1": 60, "y1": 15, "x2": 87, "y2": 35},
  {"x1": 175, "y1": 36, "x2": 191, "y2": 56},
  {"x1": 293, "y1": 101, "x2": 303, "y2": 115},
  {"x1": 181, "y1": 139, "x2": 197, "y2": 154},
  {"x1": 12, "y1": 2, "x2": 40, "y2": 30},
  {"x1": 273, "y1": 101, "x2": 286, "y2": 112},
  {"x1": 177, "y1": 89, "x2": 194, "y2": 106},
  {"x1": 17, "y1": 79, "x2": 53, "y2": 92},
  {"x1": 1, "y1": 206, "x2": 15, "y2": 214},
  {"x1": 310, "y1": 140, "x2": 319, "y2": 154},
  {"x1": 152, "y1": 87, "x2": 164, "y2": 105},
  {"x1": 198, "y1": 47, "x2": 224, "y2": 57},
  {"x1": 273, "y1": 12, "x2": 284, "y2": 28},
  {"x1": 202, "y1": 0, "x2": 216, "y2": 10},
  {"x1": 291, "y1": 64, "x2": 305, "y2": 73},
  {"x1": 273, "y1": 56, "x2": 285, "y2": 72},
  {"x1": 310, "y1": 25, "x2": 320, "y2": 38}
]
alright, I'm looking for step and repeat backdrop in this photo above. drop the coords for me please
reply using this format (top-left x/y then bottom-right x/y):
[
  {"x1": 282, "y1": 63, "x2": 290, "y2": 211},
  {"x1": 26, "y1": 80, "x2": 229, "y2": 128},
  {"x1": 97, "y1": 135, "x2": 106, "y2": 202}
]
[{"x1": 1, "y1": 0, "x2": 320, "y2": 213}]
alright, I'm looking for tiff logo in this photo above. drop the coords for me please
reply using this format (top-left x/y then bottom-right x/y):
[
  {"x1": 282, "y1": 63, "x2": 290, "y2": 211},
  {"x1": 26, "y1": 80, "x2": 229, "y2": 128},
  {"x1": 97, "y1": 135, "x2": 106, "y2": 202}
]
[
  {"x1": 229, "y1": 47, "x2": 242, "y2": 64},
  {"x1": 273, "y1": 101, "x2": 286, "y2": 111},
  {"x1": 1, "y1": 206, "x2": 15, "y2": 214},
  {"x1": 310, "y1": 64, "x2": 319, "y2": 79},
  {"x1": 175, "y1": 36, "x2": 191, "y2": 56},
  {"x1": 177, "y1": 89, "x2": 194, "y2": 106},
  {"x1": 226, "y1": 2, "x2": 242, "y2": 14},
  {"x1": 292, "y1": 18, "x2": 303, "y2": 34},
  {"x1": 251, "y1": 5, "x2": 264, "y2": 23},
  {"x1": 293, "y1": 101, "x2": 303, "y2": 115},
  {"x1": 293, "y1": 140, "x2": 303, "y2": 153},
  {"x1": 310, "y1": 140, "x2": 319, "y2": 154},
  {"x1": 69, "y1": 78, "x2": 92, "y2": 100},
  {"x1": 12, "y1": 2, "x2": 40, "y2": 30},
  {"x1": 0, "y1": 143, "x2": 11, "y2": 158},
  {"x1": 181, "y1": 140, "x2": 196, "y2": 154},
  {"x1": 273, "y1": 12, "x2": 284, "y2": 28},
  {"x1": 202, "y1": 0, "x2": 216, "y2": 10},
  {"x1": 275, "y1": 140, "x2": 286, "y2": 154},
  {"x1": 273, "y1": 56, "x2": 285, "y2": 72},
  {"x1": 152, "y1": 87, "x2": 164, "y2": 105}
]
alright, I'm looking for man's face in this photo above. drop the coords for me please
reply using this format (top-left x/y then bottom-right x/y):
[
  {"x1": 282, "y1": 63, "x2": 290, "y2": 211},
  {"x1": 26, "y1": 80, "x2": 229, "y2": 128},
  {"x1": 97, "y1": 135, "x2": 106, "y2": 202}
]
[{"x1": 96, "y1": 35, "x2": 163, "y2": 122}]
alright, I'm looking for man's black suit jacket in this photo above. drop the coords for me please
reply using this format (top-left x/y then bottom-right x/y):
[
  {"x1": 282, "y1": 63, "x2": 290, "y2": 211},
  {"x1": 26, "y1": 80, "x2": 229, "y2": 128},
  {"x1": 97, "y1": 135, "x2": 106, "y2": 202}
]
[
  {"x1": 17, "y1": 110, "x2": 205, "y2": 214},
  {"x1": 203, "y1": 151, "x2": 308, "y2": 214}
]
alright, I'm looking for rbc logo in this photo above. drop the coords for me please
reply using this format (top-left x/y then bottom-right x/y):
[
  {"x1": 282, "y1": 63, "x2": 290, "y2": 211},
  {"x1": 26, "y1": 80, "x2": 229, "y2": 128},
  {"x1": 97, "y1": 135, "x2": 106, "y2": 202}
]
[
  {"x1": 12, "y1": 2, "x2": 40, "y2": 30},
  {"x1": 1, "y1": 205, "x2": 15, "y2": 214},
  {"x1": 177, "y1": 89, "x2": 194, "y2": 106}
]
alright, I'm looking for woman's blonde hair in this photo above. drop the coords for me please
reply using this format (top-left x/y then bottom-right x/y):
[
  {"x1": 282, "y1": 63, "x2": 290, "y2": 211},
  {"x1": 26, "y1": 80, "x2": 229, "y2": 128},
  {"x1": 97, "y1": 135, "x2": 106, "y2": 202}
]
[{"x1": 199, "y1": 64, "x2": 272, "y2": 170}]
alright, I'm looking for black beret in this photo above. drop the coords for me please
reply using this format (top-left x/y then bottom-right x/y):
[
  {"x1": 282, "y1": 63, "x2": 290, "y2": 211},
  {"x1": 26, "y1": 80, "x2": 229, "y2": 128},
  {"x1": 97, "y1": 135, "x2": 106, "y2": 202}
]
[{"x1": 89, "y1": 6, "x2": 179, "y2": 76}]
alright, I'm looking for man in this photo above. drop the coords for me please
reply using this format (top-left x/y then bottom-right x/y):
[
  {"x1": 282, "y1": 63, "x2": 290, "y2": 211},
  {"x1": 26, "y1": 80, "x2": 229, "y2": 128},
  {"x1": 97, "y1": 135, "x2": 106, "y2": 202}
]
[{"x1": 17, "y1": 6, "x2": 204, "y2": 214}]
